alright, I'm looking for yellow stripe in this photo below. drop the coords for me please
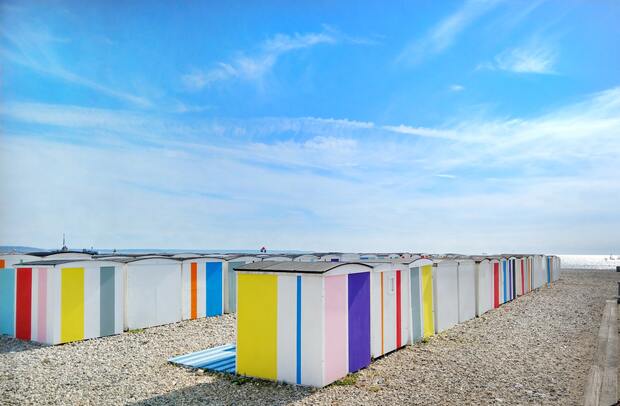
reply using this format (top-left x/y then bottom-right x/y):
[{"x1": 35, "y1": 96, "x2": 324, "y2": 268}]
[
  {"x1": 421, "y1": 265, "x2": 435, "y2": 337},
  {"x1": 237, "y1": 273, "x2": 277, "y2": 380},
  {"x1": 61, "y1": 267, "x2": 84, "y2": 343}
]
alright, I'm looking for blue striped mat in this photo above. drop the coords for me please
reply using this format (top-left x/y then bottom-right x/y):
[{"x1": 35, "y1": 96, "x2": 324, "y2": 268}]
[{"x1": 168, "y1": 344, "x2": 236, "y2": 374}]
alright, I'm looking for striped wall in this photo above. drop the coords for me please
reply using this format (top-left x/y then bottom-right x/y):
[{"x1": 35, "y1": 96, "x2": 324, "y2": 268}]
[
  {"x1": 409, "y1": 264, "x2": 435, "y2": 342},
  {"x1": 11, "y1": 263, "x2": 123, "y2": 344},
  {"x1": 182, "y1": 260, "x2": 224, "y2": 320},
  {"x1": 236, "y1": 270, "x2": 371, "y2": 387},
  {"x1": 370, "y1": 268, "x2": 409, "y2": 358}
]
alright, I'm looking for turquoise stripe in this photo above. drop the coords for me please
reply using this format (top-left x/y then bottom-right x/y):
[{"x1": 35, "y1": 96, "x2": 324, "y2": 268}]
[{"x1": 0, "y1": 269, "x2": 16, "y2": 336}]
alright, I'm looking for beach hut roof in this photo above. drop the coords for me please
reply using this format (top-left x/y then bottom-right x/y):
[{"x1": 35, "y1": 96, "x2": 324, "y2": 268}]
[
  {"x1": 234, "y1": 260, "x2": 372, "y2": 274},
  {"x1": 16, "y1": 259, "x2": 81, "y2": 266},
  {"x1": 106, "y1": 256, "x2": 180, "y2": 264}
]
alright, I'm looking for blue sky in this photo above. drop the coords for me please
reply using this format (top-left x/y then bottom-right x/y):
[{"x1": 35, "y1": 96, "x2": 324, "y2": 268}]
[{"x1": 1, "y1": 0, "x2": 619, "y2": 253}]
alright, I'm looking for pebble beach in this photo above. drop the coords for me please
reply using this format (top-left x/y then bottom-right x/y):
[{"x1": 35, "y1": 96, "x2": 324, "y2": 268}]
[{"x1": 1, "y1": 269, "x2": 617, "y2": 405}]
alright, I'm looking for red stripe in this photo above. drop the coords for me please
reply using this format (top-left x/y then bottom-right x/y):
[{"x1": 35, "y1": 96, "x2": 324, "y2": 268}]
[
  {"x1": 493, "y1": 263, "x2": 499, "y2": 308},
  {"x1": 396, "y1": 270, "x2": 401, "y2": 348},
  {"x1": 15, "y1": 268, "x2": 32, "y2": 340}
]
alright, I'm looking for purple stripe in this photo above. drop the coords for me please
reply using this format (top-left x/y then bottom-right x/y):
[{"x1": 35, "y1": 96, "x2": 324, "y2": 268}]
[{"x1": 347, "y1": 272, "x2": 371, "y2": 373}]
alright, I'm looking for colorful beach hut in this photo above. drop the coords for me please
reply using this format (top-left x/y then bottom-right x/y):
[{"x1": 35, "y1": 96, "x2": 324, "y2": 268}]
[
  {"x1": 365, "y1": 260, "x2": 410, "y2": 358},
  {"x1": 432, "y1": 260, "x2": 459, "y2": 333},
  {"x1": 408, "y1": 257, "x2": 435, "y2": 342},
  {"x1": 12, "y1": 259, "x2": 124, "y2": 344},
  {"x1": 456, "y1": 258, "x2": 476, "y2": 323},
  {"x1": 490, "y1": 257, "x2": 501, "y2": 309},
  {"x1": 0, "y1": 254, "x2": 41, "y2": 336},
  {"x1": 113, "y1": 257, "x2": 182, "y2": 330},
  {"x1": 223, "y1": 255, "x2": 261, "y2": 313},
  {"x1": 234, "y1": 261, "x2": 372, "y2": 387},
  {"x1": 181, "y1": 257, "x2": 225, "y2": 320}
]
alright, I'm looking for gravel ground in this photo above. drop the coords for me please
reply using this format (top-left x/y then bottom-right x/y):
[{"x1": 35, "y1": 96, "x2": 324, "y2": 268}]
[{"x1": 1, "y1": 269, "x2": 617, "y2": 405}]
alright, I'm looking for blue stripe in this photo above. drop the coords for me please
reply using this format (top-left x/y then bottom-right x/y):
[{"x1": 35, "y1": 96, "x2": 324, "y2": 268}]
[
  {"x1": 296, "y1": 275, "x2": 301, "y2": 385},
  {"x1": 206, "y1": 262, "x2": 223, "y2": 316}
]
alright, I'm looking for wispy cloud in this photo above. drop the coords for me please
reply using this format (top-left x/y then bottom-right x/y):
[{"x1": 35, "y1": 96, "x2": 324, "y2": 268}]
[
  {"x1": 397, "y1": 0, "x2": 502, "y2": 65},
  {"x1": 3, "y1": 87, "x2": 620, "y2": 251},
  {"x1": 0, "y1": 18, "x2": 152, "y2": 108},
  {"x1": 478, "y1": 41, "x2": 557, "y2": 74},
  {"x1": 182, "y1": 30, "x2": 337, "y2": 90},
  {"x1": 449, "y1": 84, "x2": 465, "y2": 92}
]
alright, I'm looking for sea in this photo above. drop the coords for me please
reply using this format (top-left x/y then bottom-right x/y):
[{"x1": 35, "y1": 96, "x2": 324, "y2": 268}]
[{"x1": 558, "y1": 254, "x2": 620, "y2": 270}]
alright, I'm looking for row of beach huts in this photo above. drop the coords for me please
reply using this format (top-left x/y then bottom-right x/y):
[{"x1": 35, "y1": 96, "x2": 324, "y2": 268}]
[{"x1": 0, "y1": 249, "x2": 561, "y2": 387}]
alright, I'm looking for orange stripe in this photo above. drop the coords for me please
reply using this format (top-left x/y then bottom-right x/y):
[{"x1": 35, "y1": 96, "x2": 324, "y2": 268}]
[
  {"x1": 380, "y1": 274, "x2": 384, "y2": 354},
  {"x1": 0, "y1": 259, "x2": 5, "y2": 268},
  {"x1": 191, "y1": 262, "x2": 197, "y2": 319}
]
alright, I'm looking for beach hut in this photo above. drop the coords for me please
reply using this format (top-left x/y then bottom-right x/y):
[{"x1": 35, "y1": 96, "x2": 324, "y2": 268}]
[
  {"x1": 234, "y1": 261, "x2": 373, "y2": 387},
  {"x1": 264, "y1": 255, "x2": 294, "y2": 262},
  {"x1": 532, "y1": 255, "x2": 545, "y2": 289},
  {"x1": 223, "y1": 255, "x2": 261, "y2": 313},
  {"x1": 318, "y1": 253, "x2": 342, "y2": 262},
  {"x1": 11, "y1": 259, "x2": 124, "y2": 344},
  {"x1": 474, "y1": 257, "x2": 493, "y2": 316},
  {"x1": 39, "y1": 251, "x2": 95, "y2": 260},
  {"x1": 341, "y1": 253, "x2": 361, "y2": 262},
  {"x1": 408, "y1": 258, "x2": 435, "y2": 342},
  {"x1": 365, "y1": 260, "x2": 410, "y2": 358},
  {"x1": 0, "y1": 254, "x2": 41, "y2": 336},
  {"x1": 500, "y1": 258, "x2": 509, "y2": 304},
  {"x1": 180, "y1": 257, "x2": 225, "y2": 320},
  {"x1": 113, "y1": 257, "x2": 182, "y2": 330},
  {"x1": 359, "y1": 254, "x2": 378, "y2": 260},
  {"x1": 490, "y1": 257, "x2": 501, "y2": 309},
  {"x1": 553, "y1": 256, "x2": 561, "y2": 281},
  {"x1": 507, "y1": 256, "x2": 517, "y2": 301},
  {"x1": 456, "y1": 258, "x2": 476, "y2": 323},
  {"x1": 292, "y1": 254, "x2": 319, "y2": 262},
  {"x1": 432, "y1": 260, "x2": 459, "y2": 333}
]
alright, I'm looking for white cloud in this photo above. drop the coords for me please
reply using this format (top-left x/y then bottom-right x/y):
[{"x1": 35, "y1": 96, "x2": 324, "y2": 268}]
[
  {"x1": 449, "y1": 84, "x2": 465, "y2": 92},
  {"x1": 479, "y1": 41, "x2": 557, "y2": 74},
  {"x1": 397, "y1": 0, "x2": 502, "y2": 64},
  {"x1": 182, "y1": 30, "x2": 337, "y2": 90},
  {"x1": 2, "y1": 87, "x2": 620, "y2": 252}
]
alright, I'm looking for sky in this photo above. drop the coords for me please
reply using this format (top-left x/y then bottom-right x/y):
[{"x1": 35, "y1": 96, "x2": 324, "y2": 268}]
[{"x1": 1, "y1": 0, "x2": 619, "y2": 254}]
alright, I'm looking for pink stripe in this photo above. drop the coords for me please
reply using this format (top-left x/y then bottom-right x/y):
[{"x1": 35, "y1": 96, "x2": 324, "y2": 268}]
[
  {"x1": 37, "y1": 268, "x2": 47, "y2": 342},
  {"x1": 324, "y1": 275, "x2": 348, "y2": 383}
]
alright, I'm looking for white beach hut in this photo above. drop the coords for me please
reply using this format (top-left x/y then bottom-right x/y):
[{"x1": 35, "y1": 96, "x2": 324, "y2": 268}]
[
  {"x1": 112, "y1": 257, "x2": 182, "y2": 330},
  {"x1": 432, "y1": 260, "x2": 459, "y2": 333},
  {"x1": 474, "y1": 257, "x2": 493, "y2": 316},
  {"x1": 456, "y1": 257, "x2": 476, "y2": 323},
  {"x1": 292, "y1": 254, "x2": 319, "y2": 262}
]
